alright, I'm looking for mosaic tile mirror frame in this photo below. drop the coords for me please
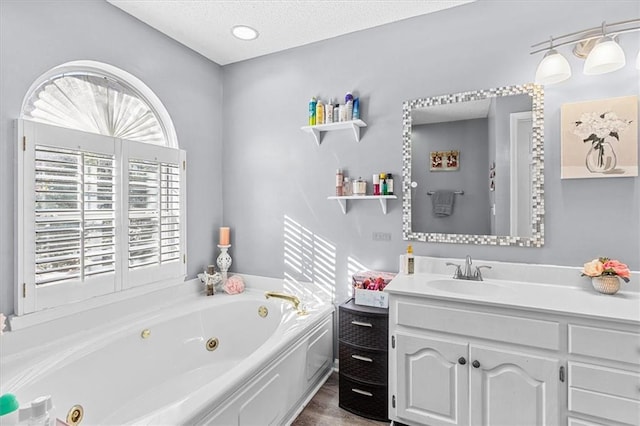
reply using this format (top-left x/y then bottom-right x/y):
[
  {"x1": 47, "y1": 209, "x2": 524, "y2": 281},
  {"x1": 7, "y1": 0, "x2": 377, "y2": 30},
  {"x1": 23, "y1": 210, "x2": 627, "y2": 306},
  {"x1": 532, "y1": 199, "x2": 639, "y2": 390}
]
[{"x1": 401, "y1": 83, "x2": 545, "y2": 247}]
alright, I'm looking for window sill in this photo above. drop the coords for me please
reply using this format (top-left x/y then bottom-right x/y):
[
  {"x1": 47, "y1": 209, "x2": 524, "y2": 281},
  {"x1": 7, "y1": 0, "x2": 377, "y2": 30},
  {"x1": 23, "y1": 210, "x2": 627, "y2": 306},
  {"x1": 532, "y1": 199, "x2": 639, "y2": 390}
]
[{"x1": 8, "y1": 275, "x2": 191, "y2": 333}]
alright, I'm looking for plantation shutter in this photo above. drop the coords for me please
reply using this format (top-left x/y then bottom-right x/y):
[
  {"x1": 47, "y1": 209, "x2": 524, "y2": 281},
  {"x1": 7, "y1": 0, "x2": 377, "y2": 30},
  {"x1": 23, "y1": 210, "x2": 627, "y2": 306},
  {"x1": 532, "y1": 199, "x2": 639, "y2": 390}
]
[
  {"x1": 124, "y1": 140, "x2": 185, "y2": 287},
  {"x1": 35, "y1": 147, "x2": 116, "y2": 285},
  {"x1": 20, "y1": 121, "x2": 118, "y2": 313},
  {"x1": 19, "y1": 120, "x2": 186, "y2": 315}
]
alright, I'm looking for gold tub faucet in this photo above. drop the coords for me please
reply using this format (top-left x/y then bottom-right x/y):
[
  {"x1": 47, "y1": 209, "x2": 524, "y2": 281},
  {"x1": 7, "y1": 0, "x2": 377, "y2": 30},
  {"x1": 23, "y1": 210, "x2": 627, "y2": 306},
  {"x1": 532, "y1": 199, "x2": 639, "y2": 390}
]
[{"x1": 265, "y1": 291, "x2": 306, "y2": 315}]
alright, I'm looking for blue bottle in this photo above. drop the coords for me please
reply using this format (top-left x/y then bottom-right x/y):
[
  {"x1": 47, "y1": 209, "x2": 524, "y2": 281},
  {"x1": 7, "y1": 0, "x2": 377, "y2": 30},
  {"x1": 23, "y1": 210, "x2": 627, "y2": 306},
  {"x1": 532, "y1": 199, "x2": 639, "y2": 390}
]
[
  {"x1": 353, "y1": 98, "x2": 360, "y2": 120},
  {"x1": 309, "y1": 97, "x2": 317, "y2": 125}
]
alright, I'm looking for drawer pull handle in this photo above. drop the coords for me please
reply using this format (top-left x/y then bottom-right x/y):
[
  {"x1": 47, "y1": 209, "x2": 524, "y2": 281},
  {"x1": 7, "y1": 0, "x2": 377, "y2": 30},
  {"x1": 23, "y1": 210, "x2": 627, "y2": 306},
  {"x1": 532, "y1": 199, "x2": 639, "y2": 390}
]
[
  {"x1": 352, "y1": 354, "x2": 373, "y2": 363},
  {"x1": 472, "y1": 360, "x2": 481, "y2": 368},
  {"x1": 351, "y1": 320, "x2": 373, "y2": 327},
  {"x1": 351, "y1": 388, "x2": 373, "y2": 397}
]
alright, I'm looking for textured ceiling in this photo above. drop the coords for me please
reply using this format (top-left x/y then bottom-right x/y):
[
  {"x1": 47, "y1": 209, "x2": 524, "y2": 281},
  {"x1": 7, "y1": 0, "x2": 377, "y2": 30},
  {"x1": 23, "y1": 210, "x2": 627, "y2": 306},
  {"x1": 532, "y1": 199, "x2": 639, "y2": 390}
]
[{"x1": 107, "y1": 0, "x2": 474, "y2": 65}]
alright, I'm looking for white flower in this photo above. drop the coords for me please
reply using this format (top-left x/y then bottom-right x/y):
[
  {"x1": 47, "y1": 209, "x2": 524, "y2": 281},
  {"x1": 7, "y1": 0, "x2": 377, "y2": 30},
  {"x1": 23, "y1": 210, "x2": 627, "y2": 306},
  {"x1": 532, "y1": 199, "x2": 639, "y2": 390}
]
[{"x1": 573, "y1": 111, "x2": 631, "y2": 141}]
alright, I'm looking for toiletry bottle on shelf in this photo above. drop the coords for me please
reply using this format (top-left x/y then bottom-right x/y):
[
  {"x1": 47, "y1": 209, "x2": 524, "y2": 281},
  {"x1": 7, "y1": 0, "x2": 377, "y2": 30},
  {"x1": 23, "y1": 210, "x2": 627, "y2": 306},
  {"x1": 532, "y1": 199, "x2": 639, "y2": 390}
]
[
  {"x1": 406, "y1": 245, "x2": 414, "y2": 275},
  {"x1": 333, "y1": 103, "x2": 339, "y2": 122},
  {"x1": 336, "y1": 169, "x2": 344, "y2": 196},
  {"x1": 386, "y1": 173, "x2": 394, "y2": 195},
  {"x1": 372, "y1": 174, "x2": 380, "y2": 196},
  {"x1": 325, "y1": 99, "x2": 334, "y2": 124},
  {"x1": 345, "y1": 92, "x2": 354, "y2": 103},
  {"x1": 309, "y1": 97, "x2": 317, "y2": 126},
  {"x1": 338, "y1": 104, "x2": 346, "y2": 122},
  {"x1": 343, "y1": 177, "x2": 352, "y2": 196},
  {"x1": 346, "y1": 99, "x2": 353, "y2": 121},
  {"x1": 380, "y1": 173, "x2": 388, "y2": 195},
  {"x1": 316, "y1": 100, "x2": 325, "y2": 125},
  {"x1": 353, "y1": 97, "x2": 360, "y2": 120}
]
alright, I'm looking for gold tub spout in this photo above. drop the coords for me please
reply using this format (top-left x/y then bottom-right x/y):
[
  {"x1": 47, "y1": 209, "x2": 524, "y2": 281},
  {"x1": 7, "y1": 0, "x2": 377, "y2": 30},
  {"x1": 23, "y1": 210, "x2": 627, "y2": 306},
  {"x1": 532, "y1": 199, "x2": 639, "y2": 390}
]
[{"x1": 265, "y1": 291, "x2": 306, "y2": 315}]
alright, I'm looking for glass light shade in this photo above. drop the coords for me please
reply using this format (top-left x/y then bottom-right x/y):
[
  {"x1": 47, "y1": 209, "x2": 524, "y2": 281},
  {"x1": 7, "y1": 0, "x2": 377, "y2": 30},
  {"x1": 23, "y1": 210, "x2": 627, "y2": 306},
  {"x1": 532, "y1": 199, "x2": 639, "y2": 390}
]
[
  {"x1": 535, "y1": 49, "x2": 572, "y2": 85},
  {"x1": 584, "y1": 37, "x2": 626, "y2": 75}
]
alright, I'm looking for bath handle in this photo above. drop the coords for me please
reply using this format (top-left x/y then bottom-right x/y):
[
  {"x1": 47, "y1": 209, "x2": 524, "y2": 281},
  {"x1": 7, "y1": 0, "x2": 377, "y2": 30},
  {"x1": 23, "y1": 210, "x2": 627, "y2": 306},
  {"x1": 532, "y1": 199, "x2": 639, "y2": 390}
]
[
  {"x1": 351, "y1": 320, "x2": 373, "y2": 328},
  {"x1": 351, "y1": 354, "x2": 373, "y2": 363},
  {"x1": 351, "y1": 388, "x2": 373, "y2": 397}
]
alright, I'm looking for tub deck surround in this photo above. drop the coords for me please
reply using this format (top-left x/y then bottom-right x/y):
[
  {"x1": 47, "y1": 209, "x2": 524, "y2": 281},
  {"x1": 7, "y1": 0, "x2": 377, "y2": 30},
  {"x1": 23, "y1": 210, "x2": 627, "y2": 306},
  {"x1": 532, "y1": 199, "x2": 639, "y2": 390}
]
[
  {"x1": 387, "y1": 256, "x2": 640, "y2": 324},
  {"x1": 0, "y1": 277, "x2": 335, "y2": 425}
]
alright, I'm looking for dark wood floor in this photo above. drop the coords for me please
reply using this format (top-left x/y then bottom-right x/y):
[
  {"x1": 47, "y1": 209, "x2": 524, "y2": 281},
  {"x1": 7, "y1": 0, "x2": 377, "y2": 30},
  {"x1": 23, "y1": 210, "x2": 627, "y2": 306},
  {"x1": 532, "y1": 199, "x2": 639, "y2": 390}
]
[{"x1": 292, "y1": 372, "x2": 390, "y2": 425}]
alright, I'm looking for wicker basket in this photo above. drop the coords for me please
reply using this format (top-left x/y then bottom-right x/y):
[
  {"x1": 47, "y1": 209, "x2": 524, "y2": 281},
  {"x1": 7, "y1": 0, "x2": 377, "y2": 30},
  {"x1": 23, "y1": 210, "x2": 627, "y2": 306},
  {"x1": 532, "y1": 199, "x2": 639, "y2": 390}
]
[{"x1": 591, "y1": 275, "x2": 621, "y2": 295}]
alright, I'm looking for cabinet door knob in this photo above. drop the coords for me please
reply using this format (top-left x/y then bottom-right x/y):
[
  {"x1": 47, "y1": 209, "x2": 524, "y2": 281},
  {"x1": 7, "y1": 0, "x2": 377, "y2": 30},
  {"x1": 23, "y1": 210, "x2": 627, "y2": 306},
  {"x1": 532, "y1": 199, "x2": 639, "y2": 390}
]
[
  {"x1": 458, "y1": 357, "x2": 466, "y2": 365},
  {"x1": 472, "y1": 360, "x2": 481, "y2": 368}
]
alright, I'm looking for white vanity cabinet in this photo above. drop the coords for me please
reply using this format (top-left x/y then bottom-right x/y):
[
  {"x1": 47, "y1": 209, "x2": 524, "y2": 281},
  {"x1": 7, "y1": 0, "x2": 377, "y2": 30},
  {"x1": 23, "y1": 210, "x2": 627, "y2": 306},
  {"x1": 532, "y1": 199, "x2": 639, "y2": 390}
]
[{"x1": 390, "y1": 297, "x2": 560, "y2": 426}]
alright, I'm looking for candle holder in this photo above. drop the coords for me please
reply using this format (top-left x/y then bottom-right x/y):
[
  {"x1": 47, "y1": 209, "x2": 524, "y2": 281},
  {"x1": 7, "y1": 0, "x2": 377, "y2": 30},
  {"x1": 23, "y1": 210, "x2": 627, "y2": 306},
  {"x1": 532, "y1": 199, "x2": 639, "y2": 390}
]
[{"x1": 216, "y1": 244, "x2": 232, "y2": 283}]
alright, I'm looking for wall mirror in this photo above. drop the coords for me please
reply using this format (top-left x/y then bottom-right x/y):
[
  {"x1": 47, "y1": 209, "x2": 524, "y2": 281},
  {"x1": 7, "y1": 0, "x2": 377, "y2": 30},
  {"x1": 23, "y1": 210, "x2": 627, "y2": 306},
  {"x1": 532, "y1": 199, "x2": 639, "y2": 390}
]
[{"x1": 401, "y1": 84, "x2": 544, "y2": 247}]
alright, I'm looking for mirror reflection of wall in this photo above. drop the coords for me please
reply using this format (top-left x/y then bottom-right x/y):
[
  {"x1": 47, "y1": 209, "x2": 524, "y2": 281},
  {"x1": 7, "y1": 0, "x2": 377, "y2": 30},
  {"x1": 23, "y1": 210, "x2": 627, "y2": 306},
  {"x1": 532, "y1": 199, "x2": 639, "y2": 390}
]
[
  {"x1": 408, "y1": 92, "x2": 534, "y2": 238},
  {"x1": 412, "y1": 118, "x2": 490, "y2": 235}
]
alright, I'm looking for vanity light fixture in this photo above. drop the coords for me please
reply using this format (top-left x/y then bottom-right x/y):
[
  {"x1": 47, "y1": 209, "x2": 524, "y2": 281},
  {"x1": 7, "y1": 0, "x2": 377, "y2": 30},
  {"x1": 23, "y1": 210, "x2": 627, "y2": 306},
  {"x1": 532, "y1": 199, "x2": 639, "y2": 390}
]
[
  {"x1": 534, "y1": 38, "x2": 572, "y2": 85},
  {"x1": 531, "y1": 18, "x2": 639, "y2": 85},
  {"x1": 231, "y1": 25, "x2": 259, "y2": 41}
]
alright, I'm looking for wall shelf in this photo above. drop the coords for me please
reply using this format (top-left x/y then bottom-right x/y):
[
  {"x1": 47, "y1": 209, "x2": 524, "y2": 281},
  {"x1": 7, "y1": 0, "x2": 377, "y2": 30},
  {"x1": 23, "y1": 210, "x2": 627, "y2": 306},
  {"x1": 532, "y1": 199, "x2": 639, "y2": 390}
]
[
  {"x1": 327, "y1": 195, "x2": 397, "y2": 215},
  {"x1": 301, "y1": 119, "x2": 367, "y2": 145}
]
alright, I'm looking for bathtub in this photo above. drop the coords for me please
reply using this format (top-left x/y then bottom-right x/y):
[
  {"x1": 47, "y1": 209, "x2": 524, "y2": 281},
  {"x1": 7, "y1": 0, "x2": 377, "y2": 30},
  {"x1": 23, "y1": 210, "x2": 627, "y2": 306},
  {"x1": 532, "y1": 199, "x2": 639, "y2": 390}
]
[{"x1": 1, "y1": 281, "x2": 335, "y2": 425}]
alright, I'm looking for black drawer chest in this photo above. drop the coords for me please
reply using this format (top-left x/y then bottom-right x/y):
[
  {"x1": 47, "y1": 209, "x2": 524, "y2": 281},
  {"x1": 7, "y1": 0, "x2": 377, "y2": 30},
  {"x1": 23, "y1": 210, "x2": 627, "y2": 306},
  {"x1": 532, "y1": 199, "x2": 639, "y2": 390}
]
[{"x1": 338, "y1": 298, "x2": 389, "y2": 421}]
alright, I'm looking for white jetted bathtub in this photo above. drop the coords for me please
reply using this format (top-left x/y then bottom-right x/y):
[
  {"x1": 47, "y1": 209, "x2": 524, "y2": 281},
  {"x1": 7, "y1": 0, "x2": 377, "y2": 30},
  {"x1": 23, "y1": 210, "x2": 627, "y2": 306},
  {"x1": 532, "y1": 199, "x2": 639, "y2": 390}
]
[{"x1": 1, "y1": 280, "x2": 334, "y2": 425}]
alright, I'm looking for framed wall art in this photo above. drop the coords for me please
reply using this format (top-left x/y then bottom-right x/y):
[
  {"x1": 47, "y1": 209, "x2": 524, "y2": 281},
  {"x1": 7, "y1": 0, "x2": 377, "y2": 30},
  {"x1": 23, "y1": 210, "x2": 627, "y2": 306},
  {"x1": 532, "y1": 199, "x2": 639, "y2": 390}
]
[
  {"x1": 430, "y1": 150, "x2": 459, "y2": 171},
  {"x1": 561, "y1": 95, "x2": 638, "y2": 179}
]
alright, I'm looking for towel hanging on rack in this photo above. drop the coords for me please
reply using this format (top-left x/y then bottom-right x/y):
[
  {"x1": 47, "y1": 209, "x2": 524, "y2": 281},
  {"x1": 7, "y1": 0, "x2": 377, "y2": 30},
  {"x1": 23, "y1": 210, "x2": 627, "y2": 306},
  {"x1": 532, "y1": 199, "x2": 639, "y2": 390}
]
[{"x1": 431, "y1": 190, "x2": 456, "y2": 217}]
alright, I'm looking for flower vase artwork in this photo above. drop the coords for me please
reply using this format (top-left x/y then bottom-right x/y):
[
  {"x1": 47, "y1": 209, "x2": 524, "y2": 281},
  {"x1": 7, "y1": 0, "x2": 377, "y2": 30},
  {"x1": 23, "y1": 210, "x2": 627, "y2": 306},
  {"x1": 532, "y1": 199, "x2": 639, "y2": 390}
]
[
  {"x1": 573, "y1": 112, "x2": 631, "y2": 173},
  {"x1": 561, "y1": 96, "x2": 638, "y2": 179},
  {"x1": 581, "y1": 257, "x2": 631, "y2": 295}
]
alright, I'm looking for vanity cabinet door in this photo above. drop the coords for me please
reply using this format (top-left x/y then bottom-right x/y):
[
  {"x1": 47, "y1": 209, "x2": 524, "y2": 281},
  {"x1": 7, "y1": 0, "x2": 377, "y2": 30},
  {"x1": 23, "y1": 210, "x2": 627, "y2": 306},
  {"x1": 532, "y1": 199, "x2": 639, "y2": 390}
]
[
  {"x1": 469, "y1": 345, "x2": 559, "y2": 426},
  {"x1": 395, "y1": 332, "x2": 469, "y2": 426}
]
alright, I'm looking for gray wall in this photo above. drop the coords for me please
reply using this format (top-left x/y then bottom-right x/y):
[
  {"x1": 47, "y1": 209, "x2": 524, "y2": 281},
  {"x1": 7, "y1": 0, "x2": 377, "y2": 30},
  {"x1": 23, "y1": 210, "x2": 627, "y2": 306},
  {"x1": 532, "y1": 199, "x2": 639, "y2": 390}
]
[
  {"x1": 411, "y1": 119, "x2": 491, "y2": 235},
  {"x1": 0, "y1": 0, "x2": 224, "y2": 316},
  {"x1": 222, "y1": 0, "x2": 640, "y2": 305}
]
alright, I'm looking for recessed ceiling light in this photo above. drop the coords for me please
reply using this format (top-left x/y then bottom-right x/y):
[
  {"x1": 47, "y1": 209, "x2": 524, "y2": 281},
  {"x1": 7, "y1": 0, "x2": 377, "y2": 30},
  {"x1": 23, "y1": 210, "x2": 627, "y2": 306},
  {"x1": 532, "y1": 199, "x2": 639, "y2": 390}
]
[{"x1": 232, "y1": 25, "x2": 259, "y2": 41}]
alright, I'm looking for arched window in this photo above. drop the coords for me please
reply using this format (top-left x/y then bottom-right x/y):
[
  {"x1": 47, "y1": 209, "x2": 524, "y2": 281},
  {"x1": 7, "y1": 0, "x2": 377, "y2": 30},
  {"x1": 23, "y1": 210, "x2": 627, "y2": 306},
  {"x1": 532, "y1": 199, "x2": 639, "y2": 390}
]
[
  {"x1": 21, "y1": 60, "x2": 178, "y2": 148},
  {"x1": 16, "y1": 61, "x2": 186, "y2": 317}
]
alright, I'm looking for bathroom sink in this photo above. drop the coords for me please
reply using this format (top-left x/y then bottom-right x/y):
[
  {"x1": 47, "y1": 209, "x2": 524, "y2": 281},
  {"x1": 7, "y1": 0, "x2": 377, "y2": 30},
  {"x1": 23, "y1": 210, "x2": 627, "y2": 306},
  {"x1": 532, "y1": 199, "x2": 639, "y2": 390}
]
[{"x1": 426, "y1": 279, "x2": 505, "y2": 296}]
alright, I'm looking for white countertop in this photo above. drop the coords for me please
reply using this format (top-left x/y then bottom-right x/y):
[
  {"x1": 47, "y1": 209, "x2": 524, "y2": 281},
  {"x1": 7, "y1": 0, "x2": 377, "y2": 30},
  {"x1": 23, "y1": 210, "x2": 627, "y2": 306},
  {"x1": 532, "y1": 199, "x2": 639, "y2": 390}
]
[{"x1": 385, "y1": 272, "x2": 640, "y2": 324}]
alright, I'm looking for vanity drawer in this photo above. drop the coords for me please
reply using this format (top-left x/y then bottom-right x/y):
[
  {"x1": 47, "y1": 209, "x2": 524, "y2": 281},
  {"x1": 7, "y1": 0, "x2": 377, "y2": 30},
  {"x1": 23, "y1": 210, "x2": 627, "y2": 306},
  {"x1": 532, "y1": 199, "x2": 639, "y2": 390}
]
[
  {"x1": 569, "y1": 325, "x2": 640, "y2": 365},
  {"x1": 395, "y1": 301, "x2": 560, "y2": 350},
  {"x1": 569, "y1": 362, "x2": 640, "y2": 401},
  {"x1": 339, "y1": 305, "x2": 388, "y2": 349},
  {"x1": 569, "y1": 387, "x2": 640, "y2": 425},
  {"x1": 339, "y1": 341, "x2": 388, "y2": 385}
]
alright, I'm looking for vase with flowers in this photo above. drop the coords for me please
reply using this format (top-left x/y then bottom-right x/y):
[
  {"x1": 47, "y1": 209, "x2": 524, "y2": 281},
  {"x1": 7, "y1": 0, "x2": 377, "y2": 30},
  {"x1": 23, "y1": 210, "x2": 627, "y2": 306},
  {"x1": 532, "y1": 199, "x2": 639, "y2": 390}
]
[
  {"x1": 573, "y1": 111, "x2": 632, "y2": 173},
  {"x1": 581, "y1": 257, "x2": 631, "y2": 295}
]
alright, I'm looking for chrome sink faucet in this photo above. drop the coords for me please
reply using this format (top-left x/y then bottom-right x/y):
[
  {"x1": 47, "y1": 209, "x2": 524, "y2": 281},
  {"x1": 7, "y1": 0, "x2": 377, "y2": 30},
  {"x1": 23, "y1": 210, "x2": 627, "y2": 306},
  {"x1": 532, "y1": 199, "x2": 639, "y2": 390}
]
[{"x1": 446, "y1": 255, "x2": 492, "y2": 281}]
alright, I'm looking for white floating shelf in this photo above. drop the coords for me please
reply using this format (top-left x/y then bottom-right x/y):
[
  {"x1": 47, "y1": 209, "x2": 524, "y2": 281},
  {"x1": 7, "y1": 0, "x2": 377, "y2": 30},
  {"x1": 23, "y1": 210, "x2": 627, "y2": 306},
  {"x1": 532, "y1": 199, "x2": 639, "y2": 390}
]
[
  {"x1": 301, "y1": 119, "x2": 367, "y2": 145},
  {"x1": 327, "y1": 195, "x2": 397, "y2": 215}
]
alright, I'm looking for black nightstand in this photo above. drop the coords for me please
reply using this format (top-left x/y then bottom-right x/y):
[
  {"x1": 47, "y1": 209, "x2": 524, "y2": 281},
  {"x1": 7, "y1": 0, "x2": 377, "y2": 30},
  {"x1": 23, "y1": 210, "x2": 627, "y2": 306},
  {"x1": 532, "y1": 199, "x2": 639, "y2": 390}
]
[{"x1": 338, "y1": 298, "x2": 389, "y2": 421}]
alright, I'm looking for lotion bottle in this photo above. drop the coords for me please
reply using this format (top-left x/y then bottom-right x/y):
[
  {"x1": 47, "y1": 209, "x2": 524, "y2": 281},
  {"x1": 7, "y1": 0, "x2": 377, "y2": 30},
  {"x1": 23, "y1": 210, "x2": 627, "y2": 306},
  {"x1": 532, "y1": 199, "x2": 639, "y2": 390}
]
[
  {"x1": 325, "y1": 99, "x2": 334, "y2": 123},
  {"x1": 316, "y1": 100, "x2": 325, "y2": 125},
  {"x1": 406, "y1": 245, "x2": 414, "y2": 275}
]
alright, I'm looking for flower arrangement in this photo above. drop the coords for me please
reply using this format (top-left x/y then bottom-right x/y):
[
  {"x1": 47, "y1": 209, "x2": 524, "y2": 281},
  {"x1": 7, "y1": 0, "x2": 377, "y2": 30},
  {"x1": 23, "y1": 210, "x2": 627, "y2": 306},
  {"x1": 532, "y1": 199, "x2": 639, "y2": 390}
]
[
  {"x1": 573, "y1": 111, "x2": 632, "y2": 168},
  {"x1": 582, "y1": 257, "x2": 631, "y2": 283}
]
